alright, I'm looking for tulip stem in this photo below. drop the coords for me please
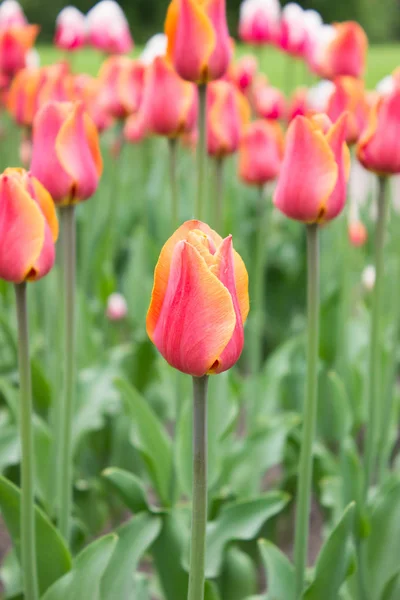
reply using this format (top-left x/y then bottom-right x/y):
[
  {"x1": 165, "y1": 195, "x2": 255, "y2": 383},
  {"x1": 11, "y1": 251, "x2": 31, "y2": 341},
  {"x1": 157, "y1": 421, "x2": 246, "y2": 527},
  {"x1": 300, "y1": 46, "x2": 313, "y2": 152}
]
[
  {"x1": 196, "y1": 84, "x2": 207, "y2": 221},
  {"x1": 294, "y1": 223, "x2": 320, "y2": 599},
  {"x1": 213, "y1": 157, "x2": 224, "y2": 233},
  {"x1": 364, "y1": 176, "x2": 389, "y2": 495},
  {"x1": 14, "y1": 282, "x2": 39, "y2": 600},
  {"x1": 58, "y1": 205, "x2": 76, "y2": 543},
  {"x1": 168, "y1": 137, "x2": 179, "y2": 229},
  {"x1": 188, "y1": 375, "x2": 209, "y2": 600}
]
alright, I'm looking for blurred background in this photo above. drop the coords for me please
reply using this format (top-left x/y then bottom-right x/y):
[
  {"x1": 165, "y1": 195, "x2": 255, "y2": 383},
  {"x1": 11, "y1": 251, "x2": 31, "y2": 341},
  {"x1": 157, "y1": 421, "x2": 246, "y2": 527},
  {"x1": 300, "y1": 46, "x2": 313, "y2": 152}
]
[{"x1": 19, "y1": 0, "x2": 400, "y2": 45}]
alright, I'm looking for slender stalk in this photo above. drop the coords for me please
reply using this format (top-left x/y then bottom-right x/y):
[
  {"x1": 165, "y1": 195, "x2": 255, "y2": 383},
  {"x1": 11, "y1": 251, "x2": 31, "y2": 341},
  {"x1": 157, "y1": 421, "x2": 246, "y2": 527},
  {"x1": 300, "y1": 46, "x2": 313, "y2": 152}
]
[
  {"x1": 250, "y1": 185, "x2": 266, "y2": 376},
  {"x1": 14, "y1": 283, "x2": 39, "y2": 600},
  {"x1": 294, "y1": 224, "x2": 320, "y2": 599},
  {"x1": 57, "y1": 205, "x2": 76, "y2": 542},
  {"x1": 213, "y1": 157, "x2": 224, "y2": 233},
  {"x1": 363, "y1": 176, "x2": 389, "y2": 496},
  {"x1": 196, "y1": 84, "x2": 207, "y2": 220},
  {"x1": 188, "y1": 375, "x2": 209, "y2": 600},
  {"x1": 168, "y1": 137, "x2": 179, "y2": 229}
]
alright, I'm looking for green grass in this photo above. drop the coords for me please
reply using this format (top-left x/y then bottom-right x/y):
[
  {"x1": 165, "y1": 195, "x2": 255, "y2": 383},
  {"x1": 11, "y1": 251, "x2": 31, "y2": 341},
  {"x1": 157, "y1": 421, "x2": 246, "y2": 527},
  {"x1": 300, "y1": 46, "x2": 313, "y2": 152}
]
[{"x1": 37, "y1": 42, "x2": 400, "y2": 91}]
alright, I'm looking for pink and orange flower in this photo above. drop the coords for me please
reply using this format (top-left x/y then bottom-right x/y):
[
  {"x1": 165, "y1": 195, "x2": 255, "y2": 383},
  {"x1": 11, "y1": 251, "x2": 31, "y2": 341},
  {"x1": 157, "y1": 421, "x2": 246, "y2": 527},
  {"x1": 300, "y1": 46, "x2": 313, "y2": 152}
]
[
  {"x1": 207, "y1": 80, "x2": 250, "y2": 157},
  {"x1": 239, "y1": 119, "x2": 284, "y2": 185}
]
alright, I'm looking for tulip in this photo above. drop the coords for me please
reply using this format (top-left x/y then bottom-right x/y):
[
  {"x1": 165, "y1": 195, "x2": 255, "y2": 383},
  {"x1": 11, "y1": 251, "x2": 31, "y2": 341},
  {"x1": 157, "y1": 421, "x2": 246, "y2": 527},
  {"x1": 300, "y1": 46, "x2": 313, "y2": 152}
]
[
  {"x1": 54, "y1": 6, "x2": 86, "y2": 52},
  {"x1": 300, "y1": 9, "x2": 322, "y2": 63},
  {"x1": 357, "y1": 86, "x2": 400, "y2": 175},
  {"x1": 86, "y1": 0, "x2": 133, "y2": 54},
  {"x1": 106, "y1": 293, "x2": 128, "y2": 321},
  {"x1": 277, "y1": 2, "x2": 305, "y2": 57},
  {"x1": 0, "y1": 24, "x2": 39, "y2": 76},
  {"x1": 287, "y1": 86, "x2": 308, "y2": 122},
  {"x1": 253, "y1": 81, "x2": 286, "y2": 120},
  {"x1": 348, "y1": 220, "x2": 367, "y2": 247},
  {"x1": 30, "y1": 101, "x2": 103, "y2": 204},
  {"x1": 73, "y1": 74, "x2": 113, "y2": 133},
  {"x1": 207, "y1": 80, "x2": 250, "y2": 157},
  {"x1": 0, "y1": 168, "x2": 58, "y2": 283},
  {"x1": 7, "y1": 67, "x2": 44, "y2": 127},
  {"x1": 165, "y1": 0, "x2": 232, "y2": 83},
  {"x1": 274, "y1": 113, "x2": 350, "y2": 223},
  {"x1": 318, "y1": 21, "x2": 368, "y2": 80},
  {"x1": 306, "y1": 79, "x2": 335, "y2": 113},
  {"x1": 238, "y1": 0, "x2": 280, "y2": 45},
  {"x1": 0, "y1": 0, "x2": 26, "y2": 27},
  {"x1": 307, "y1": 24, "x2": 336, "y2": 76},
  {"x1": 98, "y1": 56, "x2": 145, "y2": 120},
  {"x1": 326, "y1": 76, "x2": 369, "y2": 144},
  {"x1": 239, "y1": 119, "x2": 284, "y2": 186},
  {"x1": 140, "y1": 33, "x2": 168, "y2": 65},
  {"x1": 137, "y1": 55, "x2": 197, "y2": 138},
  {"x1": 226, "y1": 55, "x2": 258, "y2": 94},
  {"x1": 147, "y1": 220, "x2": 249, "y2": 376}
]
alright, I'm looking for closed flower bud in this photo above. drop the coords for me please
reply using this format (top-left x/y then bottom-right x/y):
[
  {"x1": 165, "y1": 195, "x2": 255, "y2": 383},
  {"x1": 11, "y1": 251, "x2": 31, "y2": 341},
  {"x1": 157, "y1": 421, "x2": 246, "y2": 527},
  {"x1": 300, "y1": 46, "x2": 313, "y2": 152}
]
[
  {"x1": 207, "y1": 80, "x2": 250, "y2": 157},
  {"x1": 106, "y1": 293, "x2": 128, "y2": 321},
  {"x1": 239, "y1": 119, "x2": 284, "y2": 185}
]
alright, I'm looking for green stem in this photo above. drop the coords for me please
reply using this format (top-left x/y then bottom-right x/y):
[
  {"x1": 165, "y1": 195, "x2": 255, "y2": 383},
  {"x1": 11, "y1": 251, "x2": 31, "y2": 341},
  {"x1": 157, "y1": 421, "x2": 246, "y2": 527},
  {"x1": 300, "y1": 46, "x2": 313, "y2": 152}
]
[
  {"x1": 196, "y1": 84, "x2": 207, "y2": 221},
  {"x1": 58, "y1": 205, "x2": 76, "y2": 543},
  {"x1": 15, "y1": 283, "x2": 39, "y2": 600},
  {"x1": 250, "y1": 185, "x2": 266, "y2": 375},
  {"x1": 168, "y1": 137, "x2": 179, "y2": 230},
  {"x1": 364, "y1": 176, "x2": 389, "y2": 496},
  {"x1": 213, "y1": 157, "x2": 224, "y2": 233},
  {"x1": 188, "y1": 375, "x2": 209, "y2": 600},
  {"x1": 294, "y1": 223, "x2": 320, "y2": 599}
]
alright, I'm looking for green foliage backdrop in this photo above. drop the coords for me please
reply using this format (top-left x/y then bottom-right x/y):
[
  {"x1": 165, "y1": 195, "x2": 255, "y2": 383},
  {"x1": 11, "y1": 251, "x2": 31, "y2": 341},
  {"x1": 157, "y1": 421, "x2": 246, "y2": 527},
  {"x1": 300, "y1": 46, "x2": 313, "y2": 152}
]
[{"x1": 21, "y1": 0, "x2": 400, "y2": 44}]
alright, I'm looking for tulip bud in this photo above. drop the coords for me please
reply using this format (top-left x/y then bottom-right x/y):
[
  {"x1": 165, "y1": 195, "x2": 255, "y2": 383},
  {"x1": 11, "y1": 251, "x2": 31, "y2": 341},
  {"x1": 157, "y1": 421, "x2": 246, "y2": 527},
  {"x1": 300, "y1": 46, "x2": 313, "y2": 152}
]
[
  {"x1": 239, "y1": 119, "x2": 284, "y2": 186},
  {"x1": 348, "y1": 221, "x2": 367, "y2": 247},
  {"x1": 318, "y1": 21, "x2": 368, "y2": 80},
  {"x1": 238, "y1": 0, "x2": 280, "y2": 45},
  {"x1": 0, "y1": 24, "x2": 39, "y2": 76},
  {"x1": 87, "y1": 0, "x2": 133, "y2": 54},
  {"x1": 0, "y1": 0, "x2": 26, "y2": 27},
  {"x1": 147, "y1": 220, "x2": 249, "y2": 376},
  {"x1": 98, "y1": 56, "x2": 145, "y2": 120},
  {"x1": 274, "y1": 113, "x2": 350, "y2": 223},
  {"x1": 227, "y1": 55, "x2": 258, "y2": 94},
  {"x1": 287, "y1": 86, "x2": 308, "y2": 122},
  {"x1": 326, "y1": 76, "x2": 369, "y2": 145},
  {"x1": 207, "y1": 81, "x2": 250, "y2": 157},
  {"x1": 165, "y1": 0, "x2": 232, "y2": 83},
  {"x1": 54, "y1": 6, "x2": 86, "y2": 52},
  {"x1": 0, "y1": 168, "x2": 58, "y2": 283},
  {"x1": 357, "y1": 85, "x2": 400, "y2": 175},
  {"x1": 30, "y1": 101, "x2": 103, "y2": 205},
  {"x1": 106, "y1": 293, "x2": 128, "y2": 321},
  {"x1": 140, "y1": 33, "x2": 168, "y2": 65},
  {"x1": 277, "y1": 2, "x2": 306, "y2": 57},
  {"x1": 253, "y1": 81, "x2": 286, "y2": 120}
]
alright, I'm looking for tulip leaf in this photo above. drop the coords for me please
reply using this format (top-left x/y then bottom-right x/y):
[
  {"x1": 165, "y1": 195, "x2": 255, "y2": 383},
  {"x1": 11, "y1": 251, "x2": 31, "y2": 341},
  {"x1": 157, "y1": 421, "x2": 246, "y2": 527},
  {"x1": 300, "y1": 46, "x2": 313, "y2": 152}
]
[
  {"x1": 258, "y1": 539, "x2": 295, "y2": 600},
  {"x1": 116, "y1": 378, "x2": 173, "y2": 507},
  {"x1": 203, "y1": 492, "x2": 290, "y2": 578},
  {"x1": 303, "y1": 503, "x2": 356, "y2": 600},
  {"x1": 220, "y1": 546, "x2": 258, "y2": 600},
  {"x1": 365, "y1": 479, "x2": 400, "y2": 600},
  {"x1": 0, "y1": 475, "x2": 71, "y2": 596},
  {"x1": 100, "y1": 513, "x2": 161, "y2": 600},
  {"x1": 381, "y1": 570, "x2": 400, "y2": 600},
  {"x1": 102, "y1": 467, "x2": 160, "y2": 514},
  {"x1": 204, "y1": 580, "x2": 222, "y2": 600},
  {"x1": 41, "y1": 534, "x2": 117, "y2": 600}
]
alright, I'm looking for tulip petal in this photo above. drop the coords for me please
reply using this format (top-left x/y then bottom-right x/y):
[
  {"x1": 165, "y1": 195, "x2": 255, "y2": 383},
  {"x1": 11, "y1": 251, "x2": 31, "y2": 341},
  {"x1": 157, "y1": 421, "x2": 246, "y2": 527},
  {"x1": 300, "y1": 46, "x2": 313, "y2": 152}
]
[
  {"x1": 151, "y1": 240, "x2": 236, "y2": 376},
  {"x1": 273, "y1": 116, "x2": 338, "y2": 223},
  {"x1": 323, "y1": 112, "x2": 349, "y2": 220},
  {"x1": 209, "y1": 236, "x2": 246, "y2": 373},
  {"x1": 30, "y1": 176, "x2": 59, "y2": 242},
  {"x1": 56, "y1": 102, "x2": 103, "y2": 203},
  {"x1": 203, "y1": 0, "x2": 232, "y2": 80},
  {"x1": 0, "y1": 175, "x2": 44, "y2": 283}
]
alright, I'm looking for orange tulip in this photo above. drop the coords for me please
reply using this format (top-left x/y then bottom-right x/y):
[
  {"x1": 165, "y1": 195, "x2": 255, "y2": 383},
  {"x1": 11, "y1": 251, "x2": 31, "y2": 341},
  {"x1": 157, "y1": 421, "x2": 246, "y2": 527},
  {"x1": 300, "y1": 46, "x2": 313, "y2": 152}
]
[
  {"x1": 274, "y1": 113, "x2": 350, "y2": 223},
  {"x1": 136, "y1": 55, "x2": 198, "y2": 138},
  {"x1": 7, "y1": 67, "x2": 43, "y2": 127},
  {"x1": 0, "y1": 24, "x2": 39, "y2": 76},
  {"x1": 207, "y1": 80, "x2": 250, "y2": 157},
  {"x1": 357, "y1": 86, "x2": 400, "y2": 175},
  {"x1": 98, "y1": 56, "x2": 145, "y2": 120},
  {"x1": 165, "y1": 0, "x2": 232, "y2": 83},
  {"x1": 319, "y1": 21, "x2": 367, "y2": 80},
  {"x1": 30, "y1": 101, "x2": 103, "y2": 205},
  {"x1": 147, "y1": 220, "x2": 249, "y2": 376},
  {"x1": 326, "y1": 76, "x2": 369, "y2": 144},
  {"x1": 0, "y1": 168, "x2": 58, "y2": 283},
  {"x1": 239, "y1": 119, "x2": 284, "y2": 185}
]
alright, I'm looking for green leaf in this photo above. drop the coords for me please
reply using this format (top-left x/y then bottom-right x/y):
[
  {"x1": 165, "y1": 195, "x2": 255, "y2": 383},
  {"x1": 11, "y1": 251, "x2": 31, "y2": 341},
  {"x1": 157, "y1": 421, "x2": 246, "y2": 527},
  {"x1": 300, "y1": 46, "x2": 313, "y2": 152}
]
[
  {"x1": 205, "y1": 580, "x2": 222, "y2": 600},
  {"x1": 365, "y1": 479, "x2": 400, "y2": 599},
  {"x1": 0, "y1": 475, "x2": 71, "y2": 596},
  {"x1": 258, "y1": 539, "x2": 295, "y2": 600},
  {"x1": 205, "y1": 492, "x2": 290, "y2": 578},
  {"x1": 102, "y1": 467, "x2": 159, "y2": 513},
  {"x1": 220, "y1": 546, "x2": 257, "y2": 600},
  {"x1": 303, "y1": 503, "x2": 355, "y2": 600},
  {"x1": 101, "y1": 514, "x2": 161, "y2": 600},
  {"x1": 41, "y1": 534, "x2": 117, "y2": 600},
  {"x1": 0, "y1": 424, "x2": 20, "y2": 472},
  {"x1": 116, "y1": 378, "x2": 172, "y2": 506},
  {"x1": 381, "y1": 570, "x2": 400, "y2": 600}
]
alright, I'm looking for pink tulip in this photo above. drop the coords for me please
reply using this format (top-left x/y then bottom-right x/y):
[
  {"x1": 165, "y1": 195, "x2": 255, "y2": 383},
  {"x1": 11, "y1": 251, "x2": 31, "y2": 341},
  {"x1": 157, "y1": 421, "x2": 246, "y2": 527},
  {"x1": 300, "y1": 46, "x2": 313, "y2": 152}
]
[
  {"x1": 207, "y1": 80, "x2": 250, "y2": 157},
  {"x1": 277, "y1": 2, "x2": 305, "y2": 57},
  {"x1": 253, "y1": 80, "x2": 286, "y2": 120},
  {"x1": 106, "y1": 293, "x2": 128, "y2": 320},
  {"x1": 0, "y1": 0, "x2": 26, "y2": 27},
  {"x1": 227, "y1": 55, "x2": 258, "y2": 94},
  {"x1": 239, "y1": 119, "x2": 284, "y2": 185},
  {"x1": 238, "y1": 0, "x2": 280, "y2": 45},
  {"x1": 54, "y1": 6, "x2": 86, "y2": 51},
  {"x1": 87, "y1": 0, "x2": 133, "y2": 55}
]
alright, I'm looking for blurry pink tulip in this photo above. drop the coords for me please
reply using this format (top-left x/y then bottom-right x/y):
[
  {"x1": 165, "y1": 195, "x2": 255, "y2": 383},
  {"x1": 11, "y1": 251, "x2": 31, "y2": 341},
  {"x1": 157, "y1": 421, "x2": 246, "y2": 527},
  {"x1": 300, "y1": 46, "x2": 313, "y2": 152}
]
[
  {"x1": 124, "y1": 113, "x2": 148, "y2": 144},
  {"x1": 207, "y1": 80, "x2": 250, "y2": 157},
  {"x1": 300, "y1": 9, "x2": 322, "y2": 62},
  {"x1": 238, "y1": 0, "x2": 280, "y2": 45},
  {"x1": 253, "y1": 80, "x2": 286, "y2": 120},
  {"x1": 140, "y1": 33, "x2": 167, "y2": 65},
  {"x1": 277, "y1": 2, "x2": 305, "y2": 57},
  {"x1": 0, "y1": 24, "x2": 39, "y2": 76},
  {"x1": 314, "y1": 22, "x2": 368, "y2": 80},
  {"x1": 87, "y1": 0, "x2": 133, "y2": 54},
  {"x1": 348, "y1": 220, "x2": 367, "y2": 247},
  {"x1": 239, "y1": 119, "x2": 284, "y2": 185},
  {"x1": 0, "y1": 0, "x2": 26, "y2": 27},
  {"x1": 287, "y1": 86, "x2": 308, "y2": 122},
  {"x1": 98, "y1": 56, "x2": 145, "y2": 120},
  {"x1": 54, "y1": 6, "x2": 86, "y2": 51},
  {"x1": 106, "y1": 293, "x2": 128, "y2": 321},
  {"x1": 227, "y1": 55, "x2": 258, "y2": 94}
]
